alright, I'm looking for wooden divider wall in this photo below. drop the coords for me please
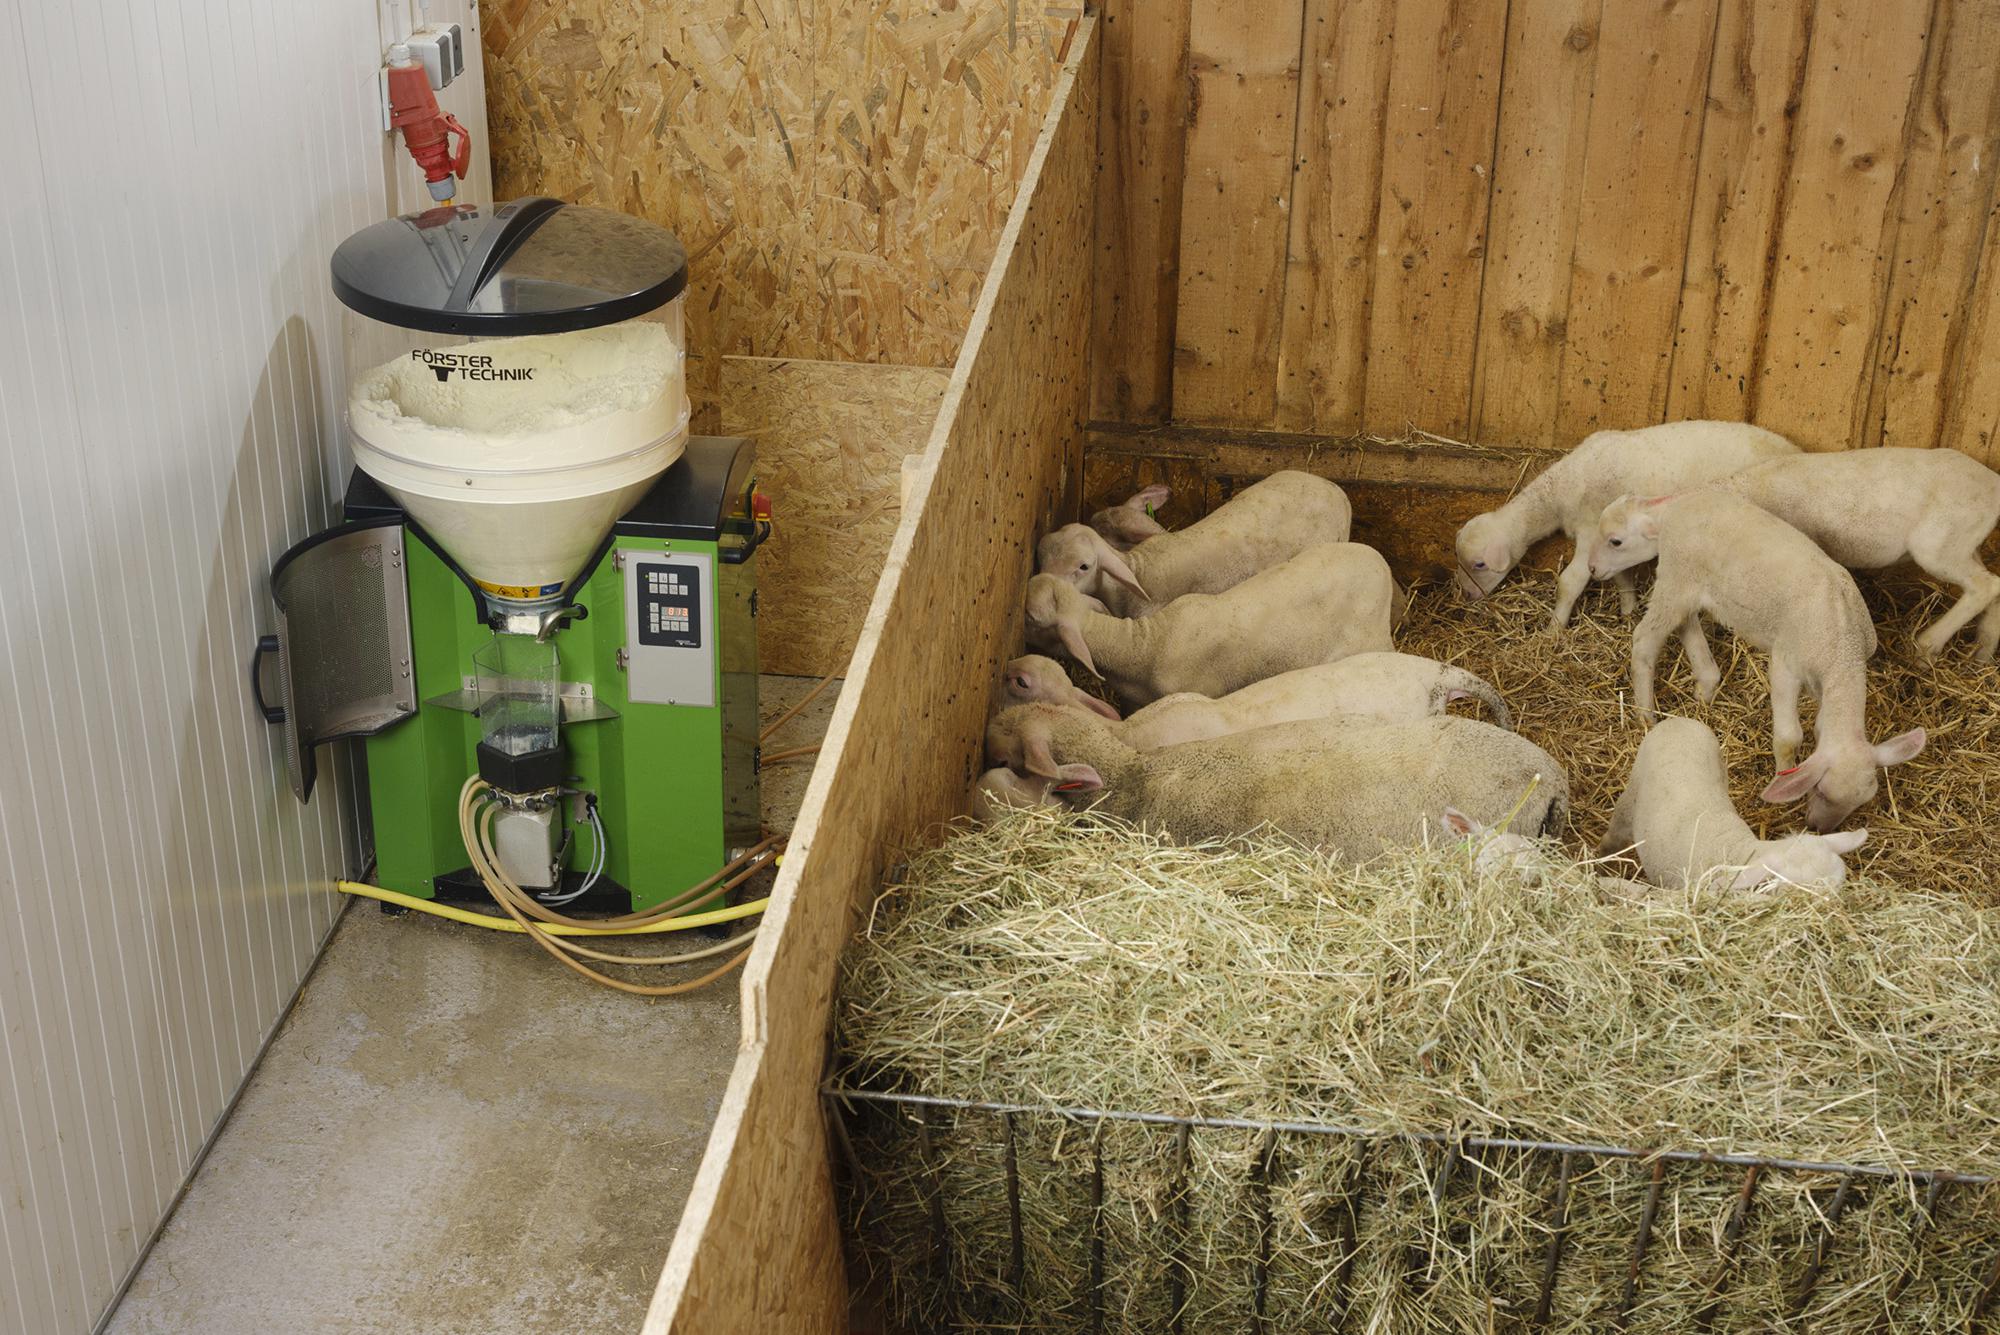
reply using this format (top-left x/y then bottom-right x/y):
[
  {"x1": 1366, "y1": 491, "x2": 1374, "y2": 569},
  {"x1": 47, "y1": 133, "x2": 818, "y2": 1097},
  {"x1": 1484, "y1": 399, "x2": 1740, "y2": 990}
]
[
  {"x1": 1095, "y1": 0, "x2": 2000, "y2": 463},
  {"x1": 641, "y1": 22, "x2": 1097, "y2": 1330}
]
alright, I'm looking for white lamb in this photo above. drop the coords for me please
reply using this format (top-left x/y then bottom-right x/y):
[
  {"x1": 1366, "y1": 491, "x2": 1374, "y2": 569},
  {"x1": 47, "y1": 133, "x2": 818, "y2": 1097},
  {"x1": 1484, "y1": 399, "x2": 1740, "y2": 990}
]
[
  {"x1": 987, "y1": 704, "x2": 1567, "y2": 863},
  {"x1": 1022, "y1": 543, "x2": 1396, "y2": 707},
  {"x1": 1454, "y1": 421, "x2": 1797, "y2": 629},
  {"x1": 1589, "y1": 489, "x2": 1925, "y2": 830},
  {"x1": 1040, "y1": 470, "x2": 1352, "y2": 616},
  {"x1": 1692, "y1": 447, "x2": 2000, "y2": 661},
  {"x1": 1598, "y1": 717, "x2": 1868, "y2": 889},
  {"x1": 994, "y1": 651, "x2": 1509, "y2": 742}
]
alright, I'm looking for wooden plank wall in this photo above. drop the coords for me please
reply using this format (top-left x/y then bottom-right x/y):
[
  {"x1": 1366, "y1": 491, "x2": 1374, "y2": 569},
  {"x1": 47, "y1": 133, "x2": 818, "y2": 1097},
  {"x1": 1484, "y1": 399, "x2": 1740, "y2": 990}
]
[
  {"x1": 1094, "y1": 0, "x2": 2000, "y2": 464},
  {"x1": 642, "y1": 20, "x2": 1097, "y2": 1332},
  {"x1": 481, "y1": 0, "x2": 1082, "y2": 372}
]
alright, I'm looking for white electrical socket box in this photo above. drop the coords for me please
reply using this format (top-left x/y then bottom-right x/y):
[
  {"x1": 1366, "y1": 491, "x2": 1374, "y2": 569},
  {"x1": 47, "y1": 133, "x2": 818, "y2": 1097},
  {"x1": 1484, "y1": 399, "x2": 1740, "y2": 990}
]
[{"x1": 406, "y1": 23, "x2": 464, "y2": 90}]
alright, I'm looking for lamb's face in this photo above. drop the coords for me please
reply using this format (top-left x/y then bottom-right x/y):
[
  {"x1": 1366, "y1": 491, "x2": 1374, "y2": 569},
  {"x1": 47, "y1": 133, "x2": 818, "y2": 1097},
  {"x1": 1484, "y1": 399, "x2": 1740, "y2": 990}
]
[
  {"x1": 1587, "y1": 497, "x2": 1660, "y2": 579},
  {"x1": 1736, "y1": 829, "x2": 1867, "y2": 889},
  {"x1": 1453, "y1": 513, "x2": 1514, "y2": 598}
]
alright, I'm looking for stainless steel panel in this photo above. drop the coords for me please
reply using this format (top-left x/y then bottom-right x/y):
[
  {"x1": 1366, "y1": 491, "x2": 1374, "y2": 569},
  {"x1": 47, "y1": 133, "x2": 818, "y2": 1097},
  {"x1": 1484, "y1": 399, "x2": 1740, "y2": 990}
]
[{"x1": 622, "y1": 550, "x2": 718, "y2": 708}]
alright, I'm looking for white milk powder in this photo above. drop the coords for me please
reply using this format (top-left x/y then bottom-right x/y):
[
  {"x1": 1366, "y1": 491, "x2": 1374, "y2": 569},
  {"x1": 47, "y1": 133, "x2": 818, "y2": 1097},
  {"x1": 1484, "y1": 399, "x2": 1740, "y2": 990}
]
[{"x1": 348, "y1": 321, "x2": 686, "y2": 470}]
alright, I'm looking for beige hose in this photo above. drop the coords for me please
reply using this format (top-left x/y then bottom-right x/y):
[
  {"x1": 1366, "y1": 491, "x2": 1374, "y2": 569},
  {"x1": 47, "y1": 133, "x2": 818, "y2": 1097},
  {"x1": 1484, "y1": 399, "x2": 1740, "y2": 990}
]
[{"x1": 457, "y1": 777, "x2": 764, "y2": 996}]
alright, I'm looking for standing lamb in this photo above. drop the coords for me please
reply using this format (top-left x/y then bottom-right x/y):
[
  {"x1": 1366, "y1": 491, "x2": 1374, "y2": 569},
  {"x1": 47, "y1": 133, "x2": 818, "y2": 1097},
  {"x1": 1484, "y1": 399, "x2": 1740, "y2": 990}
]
[
  {"x1": 1597, "y1": 717, "x2": 1868, "y2": 889},
  {"x1": 1022, "y1": 543, "x2": 1397, "y2": 707},
  {"x1": 1088, "y1": 484, "x2": 1172, "y2": 551},
  {"x1": 1699, "y1": 447, "x2": 2000, "y2": 661},
  {"x1": 995, "y1": 651, "x2": 1509, "y2": 741},
  {"x1": 1589, "y1": 489, "x2": 1925, "y2": 830},
  {"x1": 1040, "y1": 470, "x2": 1352, "y2": 615},
  {"x1": 987, "y1": 704, "x2": 1567, "y2": 862},
  {"x1": 1454, "y1": 421, "x2": 1797, "y2": 629}
]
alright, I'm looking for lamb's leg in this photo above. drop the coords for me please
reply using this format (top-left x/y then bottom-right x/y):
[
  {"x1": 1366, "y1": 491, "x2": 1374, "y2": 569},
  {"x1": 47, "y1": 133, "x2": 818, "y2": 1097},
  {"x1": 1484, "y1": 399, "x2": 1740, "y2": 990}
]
[
  {"x1": 1770, "y1": 657, "x2": 1805, "y2": 771},
  {"x1": 1629, "y1": 601, "x2": 1679, "y2": 723},
  {"x1": 1907, "y1": 535, "x2": 2000, "y2": 657},
  {"x1": 1977, "y1": 601, "x2": 2000, "y2": 663},
  {"x1": 1615, "y1": 571, "x2": 1638, "y2": 618},
  {"x1": 1549, "y1": 544, "x2": 1593, "y2": 630},
  {"x1": 1597, "y1": 784, "x2": 1639, "y2": 859},
  {"x1": 1678, "y1": 616, "x2": 1721, "y2": 702}
]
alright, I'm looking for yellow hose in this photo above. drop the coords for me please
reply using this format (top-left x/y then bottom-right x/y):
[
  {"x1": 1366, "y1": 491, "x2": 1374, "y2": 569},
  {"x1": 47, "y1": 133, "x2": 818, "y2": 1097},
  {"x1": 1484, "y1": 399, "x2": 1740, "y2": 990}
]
[{"x1": 335, "y1": 880, "x2": 768, "y2": 935}]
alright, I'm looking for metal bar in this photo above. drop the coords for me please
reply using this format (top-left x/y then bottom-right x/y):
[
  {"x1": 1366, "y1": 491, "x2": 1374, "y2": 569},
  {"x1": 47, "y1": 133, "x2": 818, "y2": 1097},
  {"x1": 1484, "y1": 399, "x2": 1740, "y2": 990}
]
[
  {"x1": 1694, "y1": 1164, "x2": 1763, "y2": 1332},
  {"x1": 1169, "y1": 1122, "x2": 1191, "y2": 1335},
  {"x1": 1002, "y1": 1110, "x2": 1024, "y2": 1299},
  {"x1": 1089, "y1": 1121, "x2": 1105, "y2": 1335},
  {"x1": 1615, "y1": 1159, "x2": 1668, "y2": 1329},
  {"x1": 1533, "y1": 1152, "x2": 1575, "y2": 1326},
  {"x1": 820, "y1": 1086, "x2": 1989, "y2": 1186},
  {"x1": 1974, "y1": 1242, "x2": 2000, "y2": 1332},
  {"x1": 1249, "y1": 1128, "x2": 1276, "y2": 1335},
  {"x1": 1872, "y1": 1176, "x2": 1951, "y2": 1333},
  {"x1": 917, "y1": 1105, "x2": 948, "y2": 1279},
  {"x1": 1789, "y1": 1173, "x2": 1855, "y2": 1318},
  {"x1": 1330, "y1": 1149, "x2": 1367, "y2": 1331}
]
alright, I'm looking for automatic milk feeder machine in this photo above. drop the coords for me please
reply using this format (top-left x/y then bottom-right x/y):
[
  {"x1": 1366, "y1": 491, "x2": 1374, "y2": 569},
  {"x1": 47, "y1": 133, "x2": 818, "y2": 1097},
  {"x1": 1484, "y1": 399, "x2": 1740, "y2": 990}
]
[{"x1": 255, "y1": 199, "x2": 770, "y2": 923}]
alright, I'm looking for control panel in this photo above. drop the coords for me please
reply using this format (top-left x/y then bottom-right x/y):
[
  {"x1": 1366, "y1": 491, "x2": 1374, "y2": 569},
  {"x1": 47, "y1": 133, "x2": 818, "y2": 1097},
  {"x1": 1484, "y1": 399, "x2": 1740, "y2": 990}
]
[{"x1": 622, "y1": 550, "x2": 716, "y2": 707}]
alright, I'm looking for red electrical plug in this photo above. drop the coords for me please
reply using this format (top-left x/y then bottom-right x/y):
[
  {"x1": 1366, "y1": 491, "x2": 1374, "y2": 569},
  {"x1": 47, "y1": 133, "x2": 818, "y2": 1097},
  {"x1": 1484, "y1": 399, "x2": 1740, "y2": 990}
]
[{"x1": 386, "y1": 47, "x2": 471, "y2": 203}]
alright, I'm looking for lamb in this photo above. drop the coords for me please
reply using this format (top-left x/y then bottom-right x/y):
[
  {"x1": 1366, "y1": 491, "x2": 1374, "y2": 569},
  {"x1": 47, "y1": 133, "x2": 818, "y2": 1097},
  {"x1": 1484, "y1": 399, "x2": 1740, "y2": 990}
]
[
  {"x1": 1453, "y1": 420, "x2": 1797, "y2": 629},
  {"x1": 1438, "y1": 808, "x2": 1651, "y2": 897},
  {"x1": 995, "y1": 650, "x2": 1509, "y2": 742},
  {"x1": 1087, "y1": 483, "x2": 1171, "y2": 551},
  {"x1": 1589, "y1": 489, "x2": 1925, "y2": 830},
  {"x1": 968, "y1": 767, "x2": 1060, "y2": 824},
  {"x1": 1022, "y1": 542, "x2": 1397, "y2": 707},
  {"x1": 1596, "y1": 717, "x2": 1868, "y2": 889},
  {"x1": 1696, "y1": 447, "x2": 2000, "y2": 661},
  {"x1": 1039, "y1": 470, "x2": 1352, "y2": 616},
  {"x1": 987, "y1": 704, "x2": 1567, "y2": 862}
]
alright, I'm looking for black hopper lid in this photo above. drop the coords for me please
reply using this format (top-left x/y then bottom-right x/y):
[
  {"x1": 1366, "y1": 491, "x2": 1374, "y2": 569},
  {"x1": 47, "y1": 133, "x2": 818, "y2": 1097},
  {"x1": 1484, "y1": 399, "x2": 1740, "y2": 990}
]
[{"x1": 330, "y1": 197, "x2": 688, "y2": 337}]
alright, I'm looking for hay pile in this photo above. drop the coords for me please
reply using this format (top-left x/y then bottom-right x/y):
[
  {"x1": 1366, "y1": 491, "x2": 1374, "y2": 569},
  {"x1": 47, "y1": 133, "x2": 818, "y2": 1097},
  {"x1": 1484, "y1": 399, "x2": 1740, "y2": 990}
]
[
  {"x1": 1396, "y1": 572, "x2": 2000, "y2": 903},
  {"x1": 836, "y1": 814, "x2": 2000, "y2": 1332}
]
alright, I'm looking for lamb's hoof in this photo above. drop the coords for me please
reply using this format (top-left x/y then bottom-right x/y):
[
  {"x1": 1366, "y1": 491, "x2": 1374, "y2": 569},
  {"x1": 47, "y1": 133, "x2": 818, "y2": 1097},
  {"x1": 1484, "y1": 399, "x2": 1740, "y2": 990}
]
[
  {"x1": 1914, "y1": 629, "x2": 1948, "y2": 659},
  {"x1": 1695, "y1": 677, "x2": 1722, "y2": 704},
  {"x1": 1977, "y1": 643, "x2": 1998, "y2": 665}
]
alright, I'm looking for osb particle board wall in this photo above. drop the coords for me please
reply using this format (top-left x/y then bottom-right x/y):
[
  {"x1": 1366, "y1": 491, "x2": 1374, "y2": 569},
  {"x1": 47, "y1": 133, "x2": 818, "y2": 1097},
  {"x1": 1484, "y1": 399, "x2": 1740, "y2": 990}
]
[
  {"x1": 1094, "y1": 0, "x2": 2000, "y2": 464},
  {"x1": 481, "y1": 0, "x2": 1083, "y2": 369},
  {"x1": 645, "y1": 20, "x2": 1097, "y2": 1331},
  {"x1": 720, "y1": 357, "x2": 950, "y2": 676}
]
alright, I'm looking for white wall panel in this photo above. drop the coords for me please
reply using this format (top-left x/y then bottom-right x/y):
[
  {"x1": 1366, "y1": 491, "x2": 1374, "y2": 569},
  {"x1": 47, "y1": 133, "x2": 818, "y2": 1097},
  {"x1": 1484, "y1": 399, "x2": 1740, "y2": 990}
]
[{"x1": 0, "y1": 2, "x2": 488, "y2": 1328}]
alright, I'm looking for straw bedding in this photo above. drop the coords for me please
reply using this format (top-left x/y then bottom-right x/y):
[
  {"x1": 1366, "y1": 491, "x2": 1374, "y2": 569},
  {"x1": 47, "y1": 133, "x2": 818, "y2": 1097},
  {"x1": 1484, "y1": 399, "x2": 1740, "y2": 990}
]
[{"x1": 835, "y1": 573, "x2": 2000, "y2": 1332}]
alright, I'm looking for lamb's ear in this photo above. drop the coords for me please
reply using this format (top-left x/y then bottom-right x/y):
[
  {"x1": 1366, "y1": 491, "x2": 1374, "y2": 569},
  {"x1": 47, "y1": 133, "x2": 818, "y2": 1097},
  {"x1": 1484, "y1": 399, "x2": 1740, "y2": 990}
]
[
  {"x1": 1440, "y1": 806, "x2": 1481, "y2": 838},
  {"x1": 1821, "y1": 828, "x2": 1868, "y2": 855},
  {"x1": 1761, "y1": 751, "x2": 1832, "y2": 803},
  {"x1": 1872, "y1": 728, "x2": 1926, "y2": 768},
  {"x1": 1053, "y1": 764, "x2": 1104, "y2": 793}
]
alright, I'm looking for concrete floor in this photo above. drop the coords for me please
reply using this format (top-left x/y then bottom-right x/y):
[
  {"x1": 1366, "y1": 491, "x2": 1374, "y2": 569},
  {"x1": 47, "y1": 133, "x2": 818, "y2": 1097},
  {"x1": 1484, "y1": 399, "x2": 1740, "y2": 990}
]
[{"x1": 108, "y1": 674, "x2": 841, "y2": 1335}]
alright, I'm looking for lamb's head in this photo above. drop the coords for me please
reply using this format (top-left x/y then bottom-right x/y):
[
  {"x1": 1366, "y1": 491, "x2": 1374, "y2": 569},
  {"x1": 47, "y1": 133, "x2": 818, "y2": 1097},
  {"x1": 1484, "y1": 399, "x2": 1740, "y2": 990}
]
[
  {"x1": 969, "y1": 767, "x2": 1062, "y2": 824},
  {"x1": 984, "y1": 703, "x2": 1108, "y2": 797},
  {"x1": 1023, "y1": 573, "x2": 1101, "y2": 675},
  {"x1": 1090, "y1": 505, "x2": 1169, "y2": 551},
  {"x1": 1587, "y1": 494, "x2": 1667, "y2": 579},
  {"x1": 1036, "y1": 523, "x2": 1150, "y2": 603},
  {"x1": 996, "y1": 654, "x2": 1120, "y2": 720},
  {"x1": 1731, "y1": 829, "x2": 1868, "y2": 889},
  {"x1": 1760, "y1": 729, "x2": 1926, "y2": 831},
  {"x1": 1453, "y1": 512, "x2": 1523, "y2": 599},
  {"x1": 1088, "y1": 484, "x2": 1171, "y2": 551},
  {"x1": 1441, "y1": 807, "x2": 1553, "y2": 882}
]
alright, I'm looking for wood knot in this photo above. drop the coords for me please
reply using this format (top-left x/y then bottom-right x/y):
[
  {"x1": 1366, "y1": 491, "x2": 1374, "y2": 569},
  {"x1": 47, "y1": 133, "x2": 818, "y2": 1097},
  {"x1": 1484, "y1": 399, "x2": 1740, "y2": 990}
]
[{"x1": 1566, "y1": 24, "x2": 1595, "y2": 51}]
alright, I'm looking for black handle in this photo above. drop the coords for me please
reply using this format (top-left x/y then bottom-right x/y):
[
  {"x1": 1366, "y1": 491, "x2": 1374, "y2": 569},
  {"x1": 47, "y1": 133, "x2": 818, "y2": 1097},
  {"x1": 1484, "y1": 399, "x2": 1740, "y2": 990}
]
[
  {"x1": 721, "y1": 519, "x2": 772, "y2": 566},
  {"x1": 250, "y1": 634, "x2": 285, "y2": 724}
]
